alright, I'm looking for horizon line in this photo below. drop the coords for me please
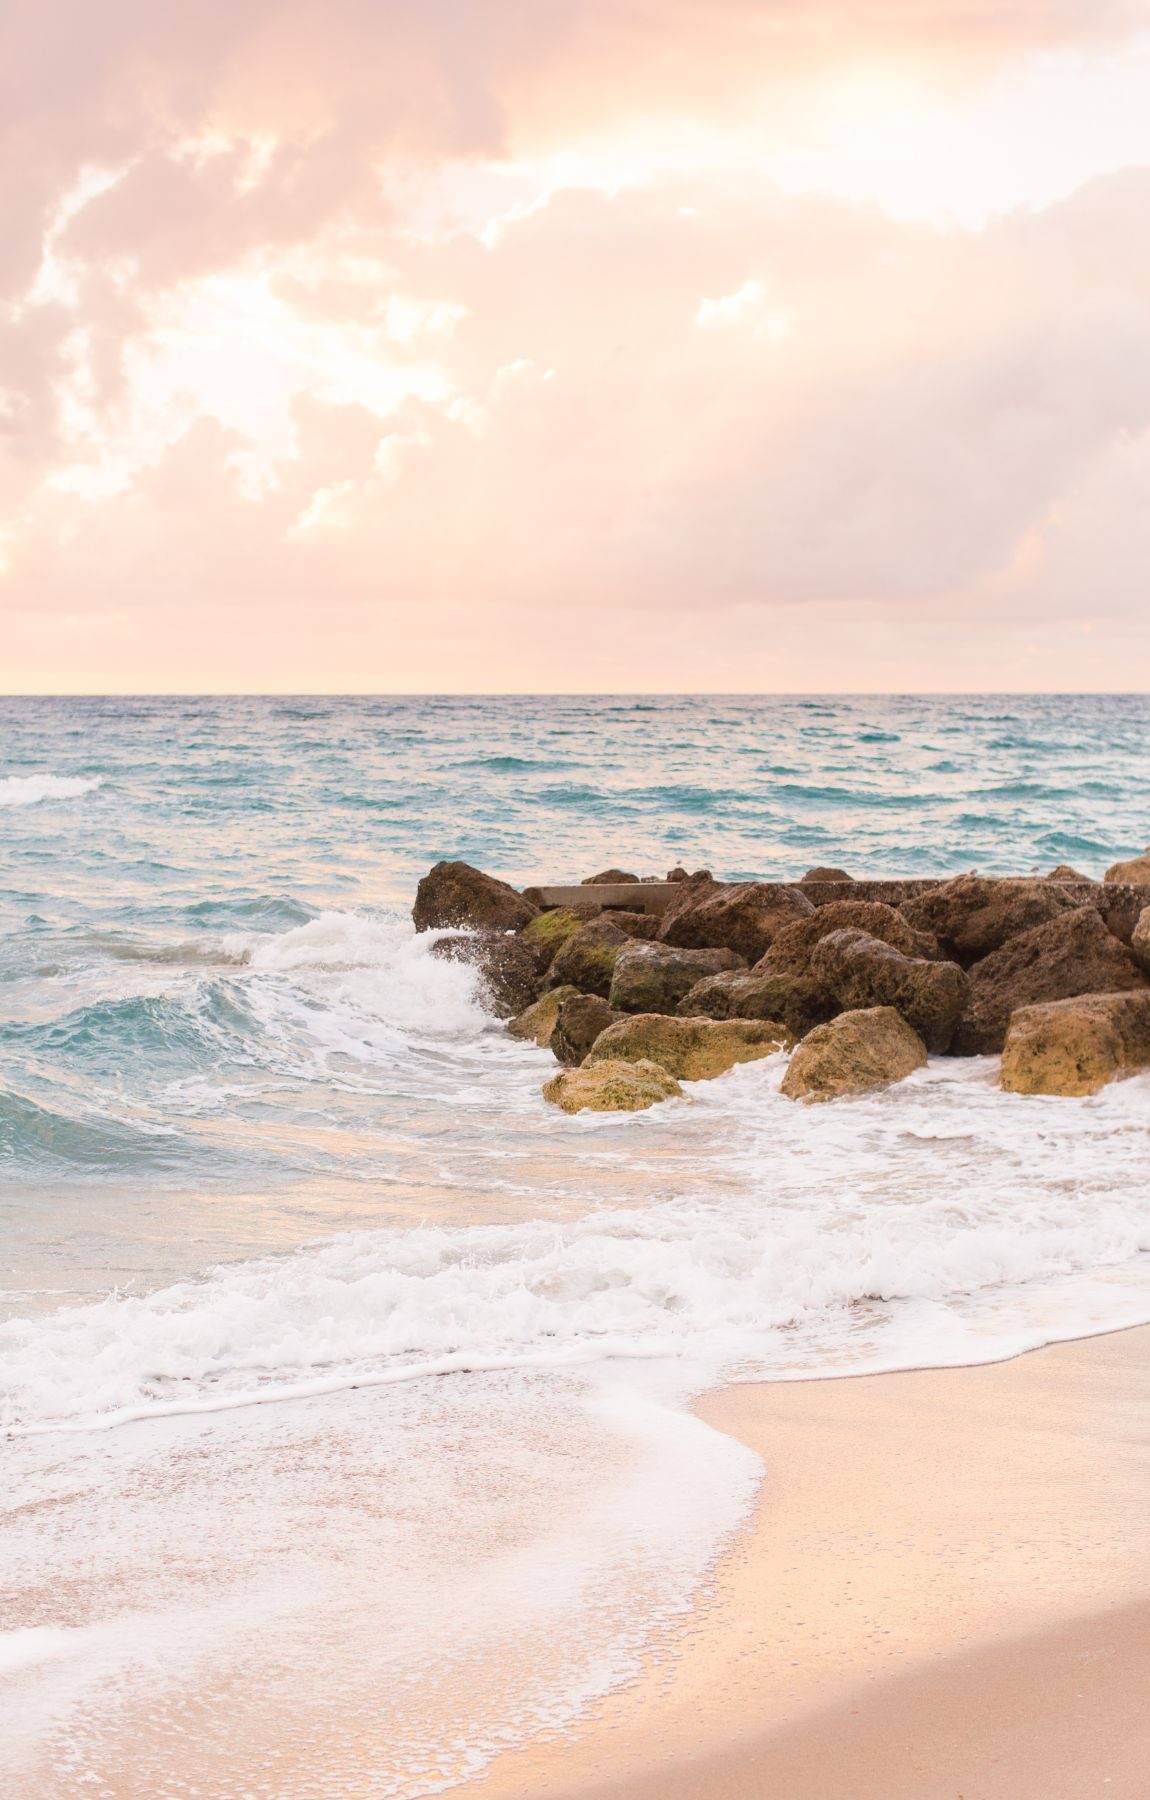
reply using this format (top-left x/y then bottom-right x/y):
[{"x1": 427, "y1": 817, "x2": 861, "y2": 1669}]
[{"x1": 2, "y1": 689, "x2": 1150, "y2": 703}]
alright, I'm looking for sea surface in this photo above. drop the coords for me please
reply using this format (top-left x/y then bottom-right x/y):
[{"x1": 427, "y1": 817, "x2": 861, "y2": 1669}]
[{"x1": 3, "y1": 693, "x2": 1150, "y2": 1798}]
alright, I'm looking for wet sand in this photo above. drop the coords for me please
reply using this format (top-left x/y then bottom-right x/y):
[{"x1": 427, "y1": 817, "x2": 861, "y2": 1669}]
[{"x1": 458, "y1": 1325, "x2": 1150, "y2": 1800}]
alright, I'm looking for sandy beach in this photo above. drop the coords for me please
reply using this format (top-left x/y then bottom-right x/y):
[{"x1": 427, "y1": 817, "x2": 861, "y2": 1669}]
[{"x1": 459, "y1": 1325, "x2": 1150, "y2": 1800}]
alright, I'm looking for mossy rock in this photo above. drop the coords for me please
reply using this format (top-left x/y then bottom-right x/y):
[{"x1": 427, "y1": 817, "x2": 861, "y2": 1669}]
[
  {"x1": 518, "y1": 907, "x2": 593, "y2": 972},
  {"x1": 549, "y1": 918, "x2": 630, "y2": 997}
]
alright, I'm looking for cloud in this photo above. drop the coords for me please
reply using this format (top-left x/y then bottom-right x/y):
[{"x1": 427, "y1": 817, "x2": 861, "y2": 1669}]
[{"x1": 3, "y1": 2, "x2": 1150, "y2": 689}]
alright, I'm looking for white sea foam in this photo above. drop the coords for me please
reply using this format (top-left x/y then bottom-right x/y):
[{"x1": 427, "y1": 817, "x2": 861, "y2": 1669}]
[
  {"x1": 0, "y1": 773, "x2": 104, "y2": 807},
  {"x1": 4, "y1": 1057, "x2": 1150, "y2": 1434},
  {"x1": 246, "y1": 909, "x2": 491, "y2": 1041},
  {"x1": 2, "y1": 1361, "x2": 759, "y2": 1798}
]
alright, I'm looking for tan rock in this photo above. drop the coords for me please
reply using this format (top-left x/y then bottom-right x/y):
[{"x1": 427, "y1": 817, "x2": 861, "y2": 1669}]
[
  {"x1": 780, "y1": 1007, "x2": 928, "y2": 1103},
  {"x1": 1104, "y1": 848, "x2": 1150, "y2": 884},
  {"x1": 659, "y1": 880, "x2": 814, "y2": 963},
  {"x1": 801, "y1": 866, "x2": 853, "y2": 882},
  {"x1": 810, "y1": 929, "x2": 966, "y2": 1053},
  {"x1": 507, "y1": 986, "x2": 581, "y2": 1047},
  {"x1": 1000, "y1": 991, "x2": 1150, "y2": 1096},
  {"x1": 1048, "y1": 864, "x2": 1091, "y2": 881},
  {"x1": 413, "y1": 860, "x2": 537, "y2": 933},
  {"x1": 582, "y1": 868, "x2": 640, "y2": 884},
  {"x1": 586, "y1": 1013, "x2": 789, "y2": 1081},
  {"x1": 900, "y1": 875, "x2": 1077, "y2": 966},
  {"x1": 550, "y1": 993, "x2": 621, "y2": 1066},
  {"x1": 608, "y1": 941, "x2": 744, "y2": 1014},
  {"x1": 543, "y1": 1058, "x2": 682, "y2": 1113},
  {"x1": 1133, "y1": 907, "x2": 1150, "y2": 974},
  {"x1": 952, "y1": 907, "x2": 1148, "y2": 1055}
]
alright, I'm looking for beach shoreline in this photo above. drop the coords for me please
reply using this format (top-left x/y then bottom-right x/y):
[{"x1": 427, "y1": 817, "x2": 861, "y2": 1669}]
[{"x1": 458, "y1": 1324, "x2": 1150, "y2": 1800}]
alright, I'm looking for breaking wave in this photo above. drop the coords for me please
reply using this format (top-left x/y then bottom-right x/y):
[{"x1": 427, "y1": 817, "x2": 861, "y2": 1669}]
[{"x1": 0, "y1": 773, "x2": 103, "y2": 807}]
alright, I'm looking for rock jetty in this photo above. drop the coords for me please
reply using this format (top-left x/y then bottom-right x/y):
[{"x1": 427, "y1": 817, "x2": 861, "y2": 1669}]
[{"x1": 410, "y1": 860, "x2": 1150, "y2": 1105}]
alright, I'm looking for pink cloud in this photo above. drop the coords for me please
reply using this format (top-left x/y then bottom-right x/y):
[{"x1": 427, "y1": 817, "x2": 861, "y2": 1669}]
[{"x1": 2, "y1": 2, "x2": 1150, "y2": 690}]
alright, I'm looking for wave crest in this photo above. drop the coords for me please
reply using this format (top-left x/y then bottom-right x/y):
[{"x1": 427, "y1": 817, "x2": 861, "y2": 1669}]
[{"x1": 0, "y1": 773, "x2": 104, "y2": 808}]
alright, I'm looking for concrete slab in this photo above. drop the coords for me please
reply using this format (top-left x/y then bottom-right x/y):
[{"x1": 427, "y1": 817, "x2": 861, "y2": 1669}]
[{"x1": 524, "y1": 882, "x2": 680, "y2": 915}]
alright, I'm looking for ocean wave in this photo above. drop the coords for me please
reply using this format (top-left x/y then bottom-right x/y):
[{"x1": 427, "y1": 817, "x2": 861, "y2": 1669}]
[
  {"x1": 0, "y1": 915, "x2": 490, "y2": 1099},
  {"x1": 453, "y1": 755, "x2": 578, "y2": 772},
  {"x1": 0, "y1": 1090, "x2": 182, "y2": 1168},
  {"x1": 0, "y1": 773, "x2": 104, "y2": 808},
  {"x1": 1, "y1": 984, "x2": 263, "y2": 1072},
  {"x1": 182, "y1": 895, "x2": 318, "y2": 930},
  {"x1": 64, "y1": 930, "x2": 250, "y2": 968}
]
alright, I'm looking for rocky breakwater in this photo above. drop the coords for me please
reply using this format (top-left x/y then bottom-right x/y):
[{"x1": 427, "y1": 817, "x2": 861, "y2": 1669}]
[{"x1": 411, "y1": 859, "x2": 1150, "y2": 1105}]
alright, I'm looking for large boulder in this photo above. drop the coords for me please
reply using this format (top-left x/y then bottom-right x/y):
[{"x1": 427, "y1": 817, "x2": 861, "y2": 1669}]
[
  {"x1": 780, "y1": 1007, "x2": 927, "y2": 1103},
  {"x1": 548, "y1": 918, "x2": 631, "y2": 996},
  {"x1": 413, "y1": 860, "x2": 537, "y2": 933},
  {"x1": 582, "y1": 868, "x2": 640, "y2": 885},
  {"x1": 507, "y1": 985, "x2": 581, "y2": 1047},
  {"x1": 659, "y1": 881, "x2": 814, "y2": 963},
  {"x1": 1000, "y1": 991, "x2": 1150, "y2": 1096},
  {"x1": 802, "y1": 866, "x2": 853, "y2": 882},
  {"x1": 517, "y1": 906, "x2": 596, "y2": 973},
  {"x1": 430, "y1": 931, "x2": 539, "y2": 1018},
  {"x1": 899, "y1": 875, "x2": 1078, "y2": 966},
  {"x1": 951, "y1": 907, "x2": 1149, "y2": 1055},
  {"x1": 1133, "y1": 907, "x2": 1150, "y2": 974},
  {"x1": 1104, "y1": 848, "x2": 1150, "y2": 884},
  {"x1": 608, "y1": 941, "x2": 744, "y2": 1014},
  {"x1": 550, "y1": 994, "x2": 621, "y2": 1066},
  {"x1": 810, "y1": 929, "x2": 967, "y2": 1053},
  {"x1": 756, "y1": 900, "x2": 938, "y2": 977},
  {"x1": 543, "y1": 1058, "x2": 682, "y2": 1114},
  {"x1": 586, "y1": 1013, "x2": 789, "y2": 1081},
  {"x1": 1049, "y1": 864, "x2": 1091, "y2": 881},
  {"x1": 679, "y1": 969, "x2": 838, "y2": 1040}
]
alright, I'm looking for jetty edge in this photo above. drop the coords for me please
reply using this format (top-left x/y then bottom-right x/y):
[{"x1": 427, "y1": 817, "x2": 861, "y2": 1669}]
[{"x1": 412, "y1": 858, "x2": 1150, "y2": 1106}]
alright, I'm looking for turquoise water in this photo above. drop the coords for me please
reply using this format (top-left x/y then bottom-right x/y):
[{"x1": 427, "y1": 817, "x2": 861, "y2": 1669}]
[
  {"x1": 3, "y1": 691, "x2": 1148, "y2": 1307},
  {"x1": 4, "y1": 694, "x2": 1148, "y2": 920},
  {"x1": 3, "y1": 694, "x2": 1150, "y2": 1798}
]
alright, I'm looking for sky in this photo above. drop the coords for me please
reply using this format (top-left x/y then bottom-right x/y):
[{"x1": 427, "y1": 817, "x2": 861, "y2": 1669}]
[{"x1": 3, "y1": 1, "x2": 1150, "y2": 693}]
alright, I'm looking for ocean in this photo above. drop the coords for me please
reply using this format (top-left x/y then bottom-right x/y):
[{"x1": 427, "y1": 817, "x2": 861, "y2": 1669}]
[{"x1": 3, "y1": 693, "x2": 1150, "y2": 1797}]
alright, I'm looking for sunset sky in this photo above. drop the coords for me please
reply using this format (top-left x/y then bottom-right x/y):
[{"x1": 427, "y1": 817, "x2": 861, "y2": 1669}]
[{"x1": 3, "y1": 2, "x2": 1150, "y2": 692}]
